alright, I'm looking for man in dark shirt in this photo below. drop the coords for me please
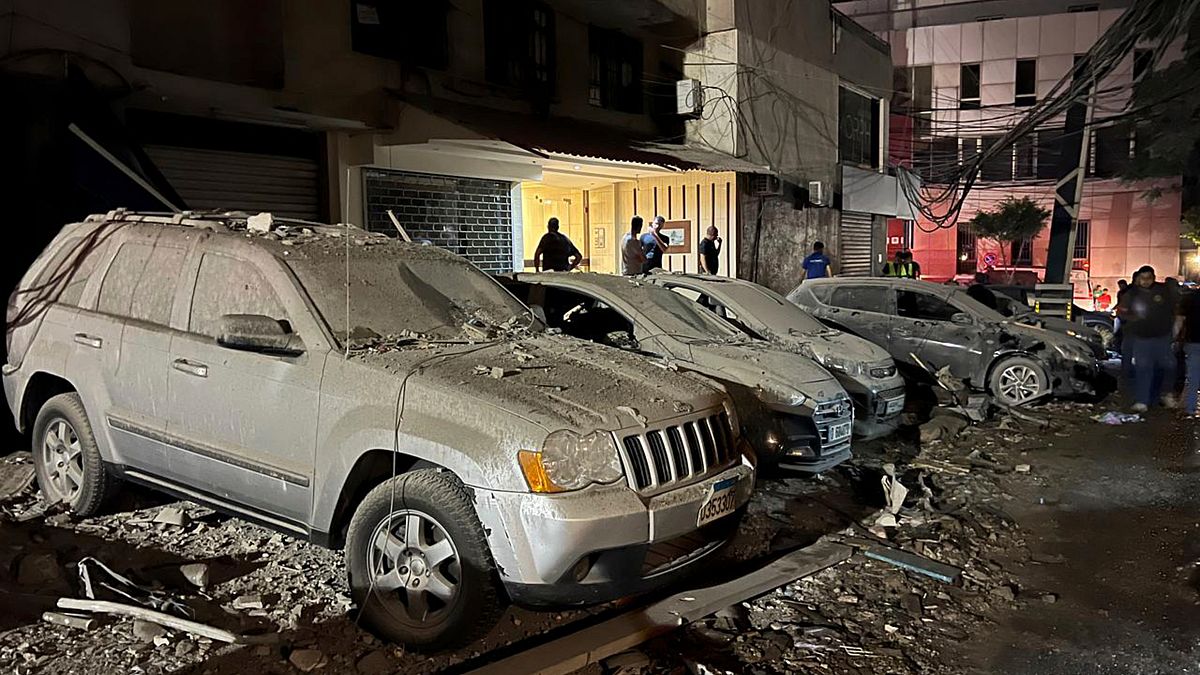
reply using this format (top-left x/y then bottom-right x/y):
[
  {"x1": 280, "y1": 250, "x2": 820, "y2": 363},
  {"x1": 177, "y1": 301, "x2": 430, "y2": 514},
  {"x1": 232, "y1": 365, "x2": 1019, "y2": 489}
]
[
  {"x1": 1180, "y1": 288, "x2": 1200, "y2": 415},
  {"x1": 641, "y1": 216, "x2": 669, "y2": 273},
  {"x1": 533, "y1": 218, "x2": 581, "y2": 272},
  {"x1": 1117, "y1": 265, "x2": 1180, "y2": 411},
  {"x1": 699, "y1": 226, "x2": 722, "y2": 274}
]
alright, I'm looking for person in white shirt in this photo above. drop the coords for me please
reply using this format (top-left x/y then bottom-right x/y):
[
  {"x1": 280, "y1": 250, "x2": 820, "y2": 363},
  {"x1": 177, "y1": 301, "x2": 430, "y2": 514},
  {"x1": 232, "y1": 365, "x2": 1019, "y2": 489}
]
[{"x1": 621, "y1": 216, "x2": 647, "y2": 275}]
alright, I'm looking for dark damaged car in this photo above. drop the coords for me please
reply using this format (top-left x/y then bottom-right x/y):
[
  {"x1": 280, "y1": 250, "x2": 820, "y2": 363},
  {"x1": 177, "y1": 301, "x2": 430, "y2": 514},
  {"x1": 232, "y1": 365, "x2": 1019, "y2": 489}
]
[
  {"x1": 4, "y1": 211, "x2": 756, "y2": 650},
  {"x1": 787, "y1": 278, "x2": 1102, "y2": 406},
  {"x1": 498, "y1": 273, "x2": 855, "y2": 473},
  {"x1": 643, "y1": 272, "x2": 905, "y2": 439}
]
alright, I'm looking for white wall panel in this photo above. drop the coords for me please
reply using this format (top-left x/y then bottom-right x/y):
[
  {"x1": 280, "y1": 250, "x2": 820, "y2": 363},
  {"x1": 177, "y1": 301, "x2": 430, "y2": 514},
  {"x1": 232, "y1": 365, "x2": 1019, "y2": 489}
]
[{"x1": 982, "y1": 19, "x2": 1017, "y2": 60}]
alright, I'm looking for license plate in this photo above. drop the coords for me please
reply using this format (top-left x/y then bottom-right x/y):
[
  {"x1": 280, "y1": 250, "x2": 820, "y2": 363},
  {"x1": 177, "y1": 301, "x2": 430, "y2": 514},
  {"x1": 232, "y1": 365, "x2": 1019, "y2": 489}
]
[
  {"x1": 885, "y1": 397, "x2": 905, "y2": 415},
  {"x1": 697, "y1": 476, "x2": 742, "y2": 527},
  {"x1": 829, "y1": 421, "x2": 852, "y2": 442}
]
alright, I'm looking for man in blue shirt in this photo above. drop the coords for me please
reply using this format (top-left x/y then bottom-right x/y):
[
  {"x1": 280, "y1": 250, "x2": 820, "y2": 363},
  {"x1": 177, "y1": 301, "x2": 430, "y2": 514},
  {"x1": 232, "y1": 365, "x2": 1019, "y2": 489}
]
[
  {"x1": 641, "y1": 215, "x2": 669, "y2": 273},
  {"x1": 799, "y1": 241, "x2": 835, "y2": 281}
]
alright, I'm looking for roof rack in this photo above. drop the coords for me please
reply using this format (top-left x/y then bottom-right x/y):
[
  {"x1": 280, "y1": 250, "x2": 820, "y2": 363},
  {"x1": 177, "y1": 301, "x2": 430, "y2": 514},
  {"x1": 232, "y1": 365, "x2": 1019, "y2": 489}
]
[{"x1": 85, "y1": 209, "x2": 357, "y2": 233}]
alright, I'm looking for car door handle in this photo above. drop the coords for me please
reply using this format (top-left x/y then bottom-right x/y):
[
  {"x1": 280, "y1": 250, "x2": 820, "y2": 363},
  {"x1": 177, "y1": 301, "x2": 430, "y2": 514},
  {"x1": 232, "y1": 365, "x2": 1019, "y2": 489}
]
[
  {"x1": 73, "y1": 333, "x2": 103, "y2": 349},
  {"x1": 172, "y1": 359, "x2": 208, "y2": 378}
]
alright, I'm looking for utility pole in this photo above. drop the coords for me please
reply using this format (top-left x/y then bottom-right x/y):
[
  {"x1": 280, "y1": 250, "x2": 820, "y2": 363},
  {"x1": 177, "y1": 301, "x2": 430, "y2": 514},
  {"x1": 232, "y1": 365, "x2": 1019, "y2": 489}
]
[{"x1": 1044, "y1": 73, "x2": 1096, "y2": 286}]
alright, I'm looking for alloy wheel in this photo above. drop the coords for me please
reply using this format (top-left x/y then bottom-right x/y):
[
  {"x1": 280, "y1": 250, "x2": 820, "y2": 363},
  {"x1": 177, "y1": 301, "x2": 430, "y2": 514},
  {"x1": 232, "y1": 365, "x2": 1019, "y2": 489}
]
[
  {"x1": 41, "y1": 418, "x2": 84, "y2": 503},
  {"x1": 367, "y1": 509, "x2": 462, "y2": 623},
  {"x1": 998, "y1": 364, "x2": 1041, "y2": 404}
]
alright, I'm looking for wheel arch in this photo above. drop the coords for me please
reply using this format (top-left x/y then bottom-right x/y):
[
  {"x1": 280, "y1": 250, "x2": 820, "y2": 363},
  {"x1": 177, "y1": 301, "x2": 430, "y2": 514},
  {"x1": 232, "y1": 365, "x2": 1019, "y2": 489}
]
[
  {"x1": 325, "y1": 450, "x2": 450, "y2": 549},
  {"x1": 19, "y1": 371, "x2": 77, "y2": 433}
]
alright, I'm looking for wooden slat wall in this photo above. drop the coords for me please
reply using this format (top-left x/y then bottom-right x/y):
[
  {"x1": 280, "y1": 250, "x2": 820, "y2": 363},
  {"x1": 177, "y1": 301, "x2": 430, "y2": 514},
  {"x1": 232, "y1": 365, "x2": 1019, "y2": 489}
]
[{"x1": 614, "y1": 171, "x2": 738, "y2": 278}]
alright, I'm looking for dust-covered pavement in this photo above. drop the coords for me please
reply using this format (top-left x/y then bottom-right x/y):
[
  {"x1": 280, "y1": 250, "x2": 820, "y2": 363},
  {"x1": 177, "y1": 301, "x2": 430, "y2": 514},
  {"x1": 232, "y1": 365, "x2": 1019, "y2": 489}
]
[{"x1": 1, "y1": 400, "x2": 1197, "y2": 675}]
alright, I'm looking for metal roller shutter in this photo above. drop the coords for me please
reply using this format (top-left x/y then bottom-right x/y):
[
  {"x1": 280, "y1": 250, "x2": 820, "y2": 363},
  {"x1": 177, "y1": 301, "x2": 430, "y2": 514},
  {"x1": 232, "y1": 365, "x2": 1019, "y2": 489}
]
[
  {"x1": 839, "y1": 211, "x2": 874, "y2": 277},
  {"x1": 144, "y1": 145, "x2": 319, "y2": 221}
]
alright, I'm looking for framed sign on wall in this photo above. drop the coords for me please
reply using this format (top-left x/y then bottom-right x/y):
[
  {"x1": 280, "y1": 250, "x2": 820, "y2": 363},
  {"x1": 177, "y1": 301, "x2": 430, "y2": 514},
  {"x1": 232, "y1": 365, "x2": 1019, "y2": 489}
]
[{"x1": 661, "y1": 219, "x2": 692, "y2": 254}]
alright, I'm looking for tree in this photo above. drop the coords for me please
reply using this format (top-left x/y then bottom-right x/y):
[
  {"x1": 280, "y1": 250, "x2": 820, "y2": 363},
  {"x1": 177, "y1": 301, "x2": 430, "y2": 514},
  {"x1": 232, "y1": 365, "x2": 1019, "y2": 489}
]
[{"x1": 969, "y1": 197, "x2": 1051, "y2": 281}]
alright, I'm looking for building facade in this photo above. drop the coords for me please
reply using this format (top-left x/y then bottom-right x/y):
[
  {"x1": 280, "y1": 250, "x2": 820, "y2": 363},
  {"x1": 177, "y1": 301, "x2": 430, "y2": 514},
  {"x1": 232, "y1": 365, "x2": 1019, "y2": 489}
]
[
  {"x1": 3, "y1": 0, "x2": 892, "y2": 292},
  {"x1": 836, "y1": 0, "x2": 1188, "y2": 297}
]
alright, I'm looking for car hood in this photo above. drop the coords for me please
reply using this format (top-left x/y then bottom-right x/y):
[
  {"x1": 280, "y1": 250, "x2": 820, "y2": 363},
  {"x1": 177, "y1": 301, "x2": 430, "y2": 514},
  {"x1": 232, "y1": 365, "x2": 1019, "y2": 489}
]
[
  {"x1": 994, "y1": 319, "x2": 1093, "y2": 355},
  {"x1": 352, "y1": 335, "x2": 726, "y2": 433},
  {"x1": 760, "y1": 328, "x2": 892, "y2": 369},
  {"x1": 684, "y1": 340, "x2": 845, "y2": 402}
]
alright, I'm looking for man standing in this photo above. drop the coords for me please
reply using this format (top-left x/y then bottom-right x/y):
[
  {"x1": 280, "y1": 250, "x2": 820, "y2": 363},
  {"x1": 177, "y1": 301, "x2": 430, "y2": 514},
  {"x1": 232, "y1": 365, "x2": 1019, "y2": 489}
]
[
  {"x1": 698, "y1": 226, "x2": 722, "y2": 275},
  {"x1": 905, "y1": 250, "x2": 922, "y2": 279},
  {"x1": 1180, "y1": 287, "x2": 1200, "y2": 416},
  {"x1": 882, "y1": 250, "x2": 914, "y2": 278},
  {"x1": 1117, "y1": 265, "x2": 1180, "y2": 412},
  {"x1": 641, "y1": 215, "x2": 669, "y2": 273},
  {"x1": 621, "y1": 216, "x2": 647, "y2": 275},
  {"x1": 799, "y1": 241, "x2": 834, "y2": 282},
  {"x1": 533, "y1": 217, "x2": 582, "y2": 272}
]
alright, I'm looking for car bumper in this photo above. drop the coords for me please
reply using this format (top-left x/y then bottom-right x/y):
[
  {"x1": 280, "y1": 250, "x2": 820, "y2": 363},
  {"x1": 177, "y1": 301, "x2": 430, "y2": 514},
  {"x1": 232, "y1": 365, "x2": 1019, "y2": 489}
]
[
  {"x1": 1050, "y1": 360, "x2": 1109, "y2": 398},
  {"x1": 476, "y1": 461, "x2": 755, "y2": 607},
  {"x1": 838, "y1": 376, "x2": 905, "y2": 439}
]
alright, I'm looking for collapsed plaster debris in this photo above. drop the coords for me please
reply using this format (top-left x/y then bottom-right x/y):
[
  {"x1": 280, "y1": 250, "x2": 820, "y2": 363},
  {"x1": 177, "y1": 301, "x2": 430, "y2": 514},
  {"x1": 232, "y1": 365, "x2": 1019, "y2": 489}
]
[{"x1": 246, "y1": 212, "x2": 274, "y2": 233}]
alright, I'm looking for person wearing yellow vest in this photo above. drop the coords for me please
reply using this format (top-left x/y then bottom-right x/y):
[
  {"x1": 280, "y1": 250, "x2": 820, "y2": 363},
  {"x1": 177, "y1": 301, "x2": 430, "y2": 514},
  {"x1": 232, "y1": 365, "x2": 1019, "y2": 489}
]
[{"x1": 882, "y1": 250, "x2": 920, "y2": 278}]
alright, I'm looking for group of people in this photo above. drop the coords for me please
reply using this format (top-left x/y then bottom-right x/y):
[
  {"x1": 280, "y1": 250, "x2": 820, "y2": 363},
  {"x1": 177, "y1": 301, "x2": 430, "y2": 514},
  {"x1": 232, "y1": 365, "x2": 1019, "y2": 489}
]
[
  {"x1": 532, "y1": 215, "x2": 726, "y2": 276},
  {"x1": 1115, "y1": 266, "x2": 1199, "y2": 416}
]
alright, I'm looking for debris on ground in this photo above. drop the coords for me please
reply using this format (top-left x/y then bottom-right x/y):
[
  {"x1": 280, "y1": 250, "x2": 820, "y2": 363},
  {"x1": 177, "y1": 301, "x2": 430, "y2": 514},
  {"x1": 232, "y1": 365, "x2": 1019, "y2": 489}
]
[{"x1": 1092, "y1": 411, "x2": 1143, "y2": 425}]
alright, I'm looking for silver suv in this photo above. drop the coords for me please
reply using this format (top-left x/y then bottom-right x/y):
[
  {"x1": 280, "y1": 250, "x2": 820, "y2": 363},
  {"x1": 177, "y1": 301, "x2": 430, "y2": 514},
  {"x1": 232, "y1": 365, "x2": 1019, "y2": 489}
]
[{"x1": 4, "y1": 211, "x2": 755, "y2": 650}]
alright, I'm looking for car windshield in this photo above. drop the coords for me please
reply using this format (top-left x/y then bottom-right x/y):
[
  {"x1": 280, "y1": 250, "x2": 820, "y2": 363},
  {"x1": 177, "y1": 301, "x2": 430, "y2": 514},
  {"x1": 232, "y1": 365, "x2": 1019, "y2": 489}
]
[
  {"x1": 712, "y1": 283, "x2": 827, "y2": 334},
  {"x1": 287, "y1": 243, "x2": 534, "y2": 344},
  {"x1": 580, "y1": 276, "x2": 740, "y2": 342}
]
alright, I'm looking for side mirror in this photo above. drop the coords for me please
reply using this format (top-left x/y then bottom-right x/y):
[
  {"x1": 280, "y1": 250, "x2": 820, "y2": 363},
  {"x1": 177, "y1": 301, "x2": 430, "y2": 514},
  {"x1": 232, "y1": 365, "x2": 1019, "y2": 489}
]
[
  {"x1": 216, "y1": 314, "x2": 305, "y2": 355},
  {"x1": 950, "y1": 312, "x2": 974, "y2": 326}
]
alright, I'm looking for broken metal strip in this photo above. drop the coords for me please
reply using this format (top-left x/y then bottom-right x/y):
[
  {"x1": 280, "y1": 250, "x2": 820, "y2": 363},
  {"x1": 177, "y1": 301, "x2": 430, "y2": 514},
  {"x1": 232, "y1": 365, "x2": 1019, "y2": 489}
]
[
  {"x1": 57, "y1": 598, "x2": 277, "y2": 645},
  {"x1": 67, "y1": 124, "x2": 181, "y2": 213},
  {"x1": 465, "y1": 540, "x2": 852, "y2": 675}
]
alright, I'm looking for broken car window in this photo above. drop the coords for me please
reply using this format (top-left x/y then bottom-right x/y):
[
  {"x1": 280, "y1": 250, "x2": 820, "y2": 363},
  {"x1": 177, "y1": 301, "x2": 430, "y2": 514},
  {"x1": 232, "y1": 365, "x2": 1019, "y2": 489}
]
[
  {"x1": 189, "y1": 254, "x2": 290, "y2": 337},
  {"x1": 896, "y1": 289, "x2": 960, "y2": 322},
  {"x1": 829, "y1": 286, "x2": 890, "y2": 314},
  {"x1": 288, "y1": 244, "x2": 533, "y2": 344},
  {"x1": 97, "y1": 242, "x2": 186, "y2": 326}
]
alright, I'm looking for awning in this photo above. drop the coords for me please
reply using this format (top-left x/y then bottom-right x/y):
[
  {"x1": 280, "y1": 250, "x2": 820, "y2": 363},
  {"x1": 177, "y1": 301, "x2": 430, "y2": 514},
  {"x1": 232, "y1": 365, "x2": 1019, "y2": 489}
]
[
  {"x1": 842, "y1": 164, "x2": 920, "y2": 220},
  {"x1": 387, "y1": 94, "x2": 769, "y2": 175}
]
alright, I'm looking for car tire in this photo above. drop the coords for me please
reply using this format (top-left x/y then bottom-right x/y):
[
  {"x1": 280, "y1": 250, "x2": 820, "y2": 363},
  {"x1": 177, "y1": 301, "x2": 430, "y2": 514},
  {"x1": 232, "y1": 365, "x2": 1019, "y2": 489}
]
[
  {"x1": 345, "y1": 469, "x2": 503, "y2": 651},
  {"x1": 989, "y1": 356, "x2": 1049, "y2": 407},
  {"x1": 31, "y1": 392, "x2": 113, "y2": 516}
]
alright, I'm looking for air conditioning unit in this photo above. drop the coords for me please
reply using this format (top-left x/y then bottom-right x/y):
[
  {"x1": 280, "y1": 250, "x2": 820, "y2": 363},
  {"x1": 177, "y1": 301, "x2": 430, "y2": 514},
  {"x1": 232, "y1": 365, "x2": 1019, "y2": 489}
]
[
  {"x1": 808, "y1": 180, "x2": 827, "y2": 206},
  {"x1": 751, "y1": 174, "x2": 783, "y2": 196},
  {"x1": 675, "y1": 78, "x2": 704, "y2": 116}
]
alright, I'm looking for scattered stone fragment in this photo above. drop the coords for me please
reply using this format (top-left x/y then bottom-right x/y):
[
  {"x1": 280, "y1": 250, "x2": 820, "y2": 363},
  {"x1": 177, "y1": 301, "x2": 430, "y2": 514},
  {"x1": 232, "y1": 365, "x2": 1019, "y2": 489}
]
[
  {"x1": 175, "y1": 640, "x2": 196, "y2": 658},
  {"x1": 247, "y1": 212, "x2": 274, "y2": 233},
  {"x1": 1014, "y1": 464, "x2": 1032, "y2": 473},
  {"x1": 180, "y1": 563, "x2": 210, "y2": 588},
  {"x1": 1041, "y1": 593, "x2": 1059, "y2": 604},
  {"x1": 132, "y1": 620, "x2": 168, "y2": 642},
  {"x1": 990, "y1": 585, "x2": 1017, "y2": 602},
  {"x1": 355, "y1": 649, "x2": 391, "y2": 675},
  {"x1": 289, "y1": 648, "x2": 327, "y2": 672},
  {"x1": 0, "y1": 462, "x2": 36, "y2": 501},
  {"x1": 153, "y1": 506, "x2": 188, "y2": 527},
  {"x1": 232, "y1": 594, "x2": 265, "y2": 611}
]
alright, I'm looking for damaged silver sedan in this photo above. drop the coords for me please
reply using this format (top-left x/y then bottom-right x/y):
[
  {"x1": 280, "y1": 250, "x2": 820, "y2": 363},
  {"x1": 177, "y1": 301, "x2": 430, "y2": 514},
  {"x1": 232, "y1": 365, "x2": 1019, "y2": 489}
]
[
  {"x1": 4, "y1": 212, "x2": 756, "y2": 650},
  {"x1": 787, "y1": 278, "x2": 1101, "y2": 407},
  {"x1": 643, "y1": 272, "x2": 906, "y2": 439},
  {"x1": 498, "y1": 273, "x2": 855, "y2": 472}
]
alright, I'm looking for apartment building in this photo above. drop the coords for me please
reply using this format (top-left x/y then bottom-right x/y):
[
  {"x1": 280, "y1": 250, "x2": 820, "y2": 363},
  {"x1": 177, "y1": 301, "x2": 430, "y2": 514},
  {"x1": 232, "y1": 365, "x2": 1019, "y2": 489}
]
[{"x1": 836, "y1": 0, "x2": 1188, "y2": 295}]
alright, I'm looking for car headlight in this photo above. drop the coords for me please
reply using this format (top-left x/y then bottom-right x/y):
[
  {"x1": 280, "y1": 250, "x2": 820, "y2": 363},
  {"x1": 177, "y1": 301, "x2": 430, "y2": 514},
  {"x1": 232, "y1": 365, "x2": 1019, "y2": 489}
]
[
  {"x1": 754, "y1": 385, "x2": 808, "y2": 409},
  {"x1": 821, "y1": 355, "x2": 861, "y2": 375},
  {"x1": 518, "y1": 430, "x2": 624, "y2": 493}
]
